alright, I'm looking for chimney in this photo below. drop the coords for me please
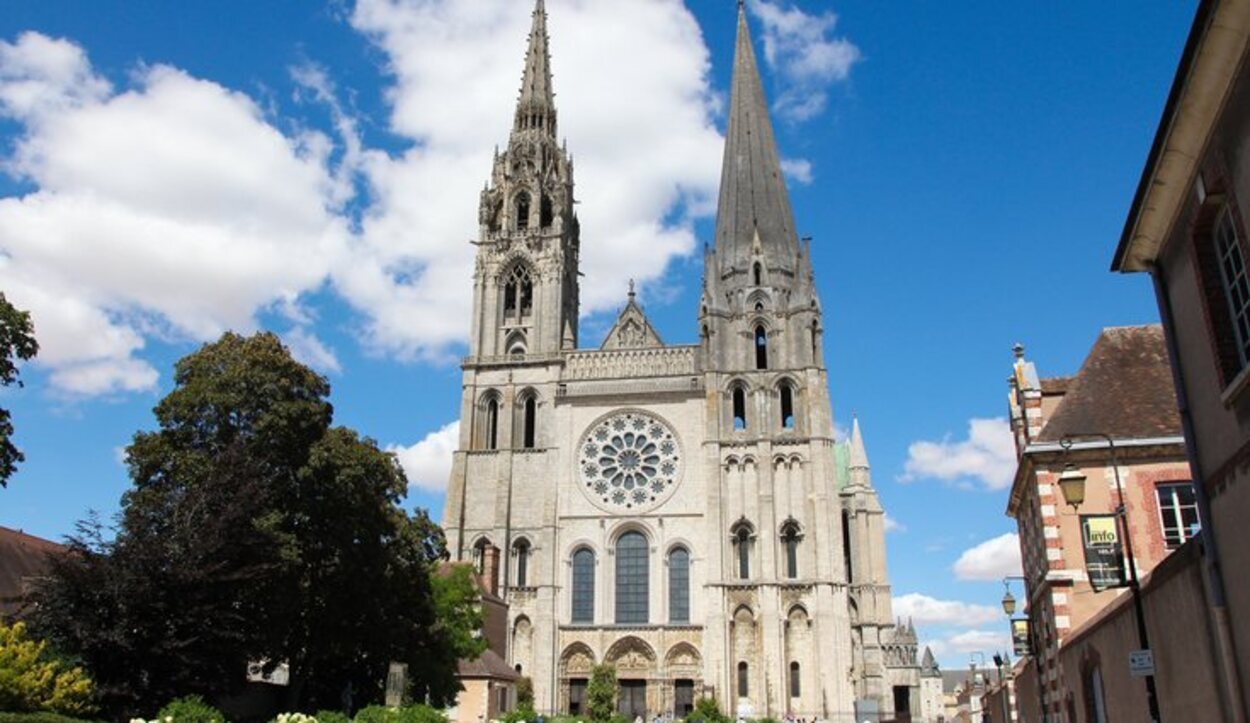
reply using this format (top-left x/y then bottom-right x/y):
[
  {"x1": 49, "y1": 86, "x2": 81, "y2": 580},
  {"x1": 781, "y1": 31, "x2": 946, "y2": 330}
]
[{"x1": 482, "y1": 544, "x2": 501, "y2": 597}]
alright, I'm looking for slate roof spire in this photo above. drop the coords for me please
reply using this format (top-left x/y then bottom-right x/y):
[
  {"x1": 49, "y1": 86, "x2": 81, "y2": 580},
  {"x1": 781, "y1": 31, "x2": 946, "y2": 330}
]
[
  {"x1": 714, "y1": 2, "x2": 800, "y2": 271},
  {"x1": 849, "y1": 416, "x2": 870, "y2": 472},
  {"x1": 514, "y1": 0, "x2": 557, "y2": 138}
]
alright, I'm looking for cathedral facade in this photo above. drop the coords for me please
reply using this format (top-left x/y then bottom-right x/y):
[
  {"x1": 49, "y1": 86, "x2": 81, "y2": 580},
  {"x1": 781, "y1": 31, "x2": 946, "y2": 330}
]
[{"x1": 442, "y1": 3, "x2": 918, "y2": 720}]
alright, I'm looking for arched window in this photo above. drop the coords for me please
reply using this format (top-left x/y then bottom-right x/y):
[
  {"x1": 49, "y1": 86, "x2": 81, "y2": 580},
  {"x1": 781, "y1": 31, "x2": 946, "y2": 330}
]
[
  {"x1": 571, "y1": 548, "x2": 595, "y2": 623},
  {"x1": 779, "y1": 382, "x2": 795, "y2": 429},
  {"x1": 514, "y1": 538, "x2": 531, "y2": 587},
  {"x1": 781, "y1": 522, "x2": 801, "y2": 579},
  {"x1": 732, "y1": 386, "x2": 747, "y2": 431},
  {"x1": 755, "y1": 326, "x2": 768, "y2": 370},
  {"x1": 789, "y1": 662, "x2": 801, "y2": 698},
  {"x1": 523, "y1": 395, "x2": 537, "y2": 448},
  {"x1": 503, "y1": 265, "x2": 534, "y2": 319},
  {"x1": 737, "y1": 661, "x2": 749, "y2": 698},
  {"x1": 810, "y1": 321, "x2": 819, "y2": 362},
  {"x1": 732, "y1": 523, "x2": 752, "y2": 580},
  {"x1": 615, "y1": 531, "x2": 649, "y2": 624},
  {"x1": 540, "y1": 194, "x2": 554, "y2": 228},
  {"x1": 516, "y1": 192, "x2": 531, "y2": 230},
  {"x1": 842, "y1": 509, "x2": 854, "y2": 581},
  {"x1": 473, "y1": 538, "x2": 492, "y2": 575},
  {"x1": 753, "y1": 262, "x2": 762, "y2": 286},
  {"x1": 668, "y1": 547, "x2": 690, "y2": 623},
  {"x1": 478, "y1": 393, "x2": 501, "y2": 450}
]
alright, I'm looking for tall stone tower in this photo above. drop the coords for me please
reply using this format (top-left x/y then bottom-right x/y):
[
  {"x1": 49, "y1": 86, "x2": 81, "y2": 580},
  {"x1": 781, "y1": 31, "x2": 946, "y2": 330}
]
[{"x1": 442, "y1": 3, "x2": 916, "y2": 721}]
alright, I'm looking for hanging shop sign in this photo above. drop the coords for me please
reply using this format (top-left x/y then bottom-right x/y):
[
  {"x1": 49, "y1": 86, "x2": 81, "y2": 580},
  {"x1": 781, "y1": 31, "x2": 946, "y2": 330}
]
[
  {"x1": 1081, "y1": 514, "x2": 1127, "y2": 592},
  {"x1": 1011, "y1": 618, "x2": 1032, "y2": 657}
]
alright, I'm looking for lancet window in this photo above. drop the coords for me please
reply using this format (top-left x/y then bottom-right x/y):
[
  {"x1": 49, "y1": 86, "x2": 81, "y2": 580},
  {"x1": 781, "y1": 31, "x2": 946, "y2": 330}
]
[{"x1": 503, "y1": 265, "x2": 534, "y2": 319}]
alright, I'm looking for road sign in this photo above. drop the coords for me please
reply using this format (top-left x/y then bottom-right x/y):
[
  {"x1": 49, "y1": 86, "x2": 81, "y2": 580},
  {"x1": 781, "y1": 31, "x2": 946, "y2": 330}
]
[{"x1": 1129, "y1": 649, "x2": 1155, "y2": 677}]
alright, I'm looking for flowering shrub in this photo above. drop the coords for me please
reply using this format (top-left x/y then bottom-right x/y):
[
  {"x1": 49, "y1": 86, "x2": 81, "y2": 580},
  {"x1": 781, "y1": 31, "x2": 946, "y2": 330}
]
[
  {"x1": 275, "y1": 714, "x2": 318, "y2": 723},
  {"x1": 142, "y1": 695, "x2": 225, "y2": 723}
]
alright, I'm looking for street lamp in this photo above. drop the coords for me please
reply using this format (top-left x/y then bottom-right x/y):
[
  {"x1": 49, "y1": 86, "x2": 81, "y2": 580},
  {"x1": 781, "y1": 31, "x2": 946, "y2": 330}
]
[
  {"x1": 1059, "y1": 434, "x2": 1162, "y2": 723},
  {"x1": 1000, "y1": 576, "x2": 1044, "y2": 723}
]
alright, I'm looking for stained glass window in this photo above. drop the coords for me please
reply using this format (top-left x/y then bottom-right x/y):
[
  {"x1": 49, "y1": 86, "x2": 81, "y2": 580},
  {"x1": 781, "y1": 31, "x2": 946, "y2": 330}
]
[
  {"x1": 615, "y1": 531, "x2": 649, "y2": 624},
  {"x1": 572, "y1": 548, "x2": 594, "y2": 623},
  {"x1": 578, "y1": 412, "x2": 682, "y2": 512},
  {"x1": 669, "y1": 547, "x2": 690, "y2": 623}
]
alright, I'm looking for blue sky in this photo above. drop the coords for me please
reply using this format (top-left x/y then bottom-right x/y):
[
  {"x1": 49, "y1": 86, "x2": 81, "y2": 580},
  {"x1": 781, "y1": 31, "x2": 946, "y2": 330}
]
[{"x1": 0, "y1": 0, "x2": 1195, "y2": 668}]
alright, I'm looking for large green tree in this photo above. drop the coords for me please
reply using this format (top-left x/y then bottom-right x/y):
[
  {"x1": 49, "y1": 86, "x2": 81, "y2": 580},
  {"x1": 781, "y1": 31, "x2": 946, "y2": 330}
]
[
  {"x1": 0, "y1": 293, "x2": 38, "y2": 487},
  {"x1": 32, "y1": 332, "x2": 466, "y2": 717}
]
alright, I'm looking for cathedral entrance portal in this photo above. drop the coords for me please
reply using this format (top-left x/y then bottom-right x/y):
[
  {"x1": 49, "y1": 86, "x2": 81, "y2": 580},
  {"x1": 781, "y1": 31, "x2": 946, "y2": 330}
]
[
  {"x1": 674, "y1": 679, "x2": 695, "y2": 716},
  {"x1": 618, "y1": 681, "x2": 647, "y2": 720}
]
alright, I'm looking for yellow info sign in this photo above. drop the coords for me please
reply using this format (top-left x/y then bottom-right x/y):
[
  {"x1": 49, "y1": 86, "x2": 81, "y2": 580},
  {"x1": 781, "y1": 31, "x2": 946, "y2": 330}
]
[{"x1": 1084, "y1": 515, "x2": 1119, "y2": 547}]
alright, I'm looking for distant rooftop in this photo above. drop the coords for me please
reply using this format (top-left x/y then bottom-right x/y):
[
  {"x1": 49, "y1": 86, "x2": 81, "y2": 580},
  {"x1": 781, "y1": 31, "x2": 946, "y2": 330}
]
[{"x1": 0, "y1": 526, "x2": 66, "y2": 618}]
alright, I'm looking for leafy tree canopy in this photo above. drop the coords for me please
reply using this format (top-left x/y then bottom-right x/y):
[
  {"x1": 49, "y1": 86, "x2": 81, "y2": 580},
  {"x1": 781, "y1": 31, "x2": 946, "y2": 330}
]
[
  {"x1": 586, "y1": 664, "x2": 617, "y2": 723},
  {"x1": 32, "y1": 332, "x2": 465, "y2": 718},
  {"x1": 0, "y1": 621, "x2": 94, "y2": 717},
  {"x1": 0, "y1": 293, "x2": 38, "y2": 487}
]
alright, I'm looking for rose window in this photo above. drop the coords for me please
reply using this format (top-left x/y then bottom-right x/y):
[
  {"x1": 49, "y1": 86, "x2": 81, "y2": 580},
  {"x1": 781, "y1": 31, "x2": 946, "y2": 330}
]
[{"x1": 578, "y1": 411, "x2": 682, "y2": 511}]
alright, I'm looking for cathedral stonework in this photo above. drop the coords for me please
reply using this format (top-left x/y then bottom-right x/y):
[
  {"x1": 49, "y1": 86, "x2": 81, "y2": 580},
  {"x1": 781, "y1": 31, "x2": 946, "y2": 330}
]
[{"x1": 442, "y1": 2, "x2": 919, "y2": 720}]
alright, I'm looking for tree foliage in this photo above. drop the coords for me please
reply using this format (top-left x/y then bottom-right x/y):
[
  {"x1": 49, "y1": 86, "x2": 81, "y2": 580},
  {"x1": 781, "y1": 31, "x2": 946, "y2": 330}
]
[
  {"x1": 31, "y1": 332, "x2": 466, "y2": 717},
  {"x1": 586, "y1": 664, "x2": 617, "y2": 723},
  {"x1": 0, "y1": 622, "x2": 94, "y2": 716},
  {"x1": 0, "y1": 293, "x2": 38, "y2": 487}
]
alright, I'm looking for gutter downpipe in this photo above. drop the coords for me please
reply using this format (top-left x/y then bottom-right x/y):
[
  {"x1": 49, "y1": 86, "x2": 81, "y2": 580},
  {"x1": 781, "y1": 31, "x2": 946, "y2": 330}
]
[{"x1": 1150, "y1": 262, "x2": 1247, "y2": 721}]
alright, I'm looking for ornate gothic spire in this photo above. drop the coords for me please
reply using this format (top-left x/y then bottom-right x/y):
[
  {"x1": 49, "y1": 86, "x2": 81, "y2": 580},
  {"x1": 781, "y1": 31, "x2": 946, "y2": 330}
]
[
  {"x1": 713, "y1": 3, "x2": 799, "y2": 270},
  {"x1": 514, "y1": 0, "x2": 557, "y2": 138}
]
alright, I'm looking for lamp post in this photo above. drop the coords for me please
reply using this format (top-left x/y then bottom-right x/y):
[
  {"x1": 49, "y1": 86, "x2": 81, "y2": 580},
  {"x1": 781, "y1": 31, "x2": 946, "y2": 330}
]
[
  {"x1": 1001, "y1": 576, "x2": 1046, "y2": 723},
  {"x1": 1058, "y1": 433, "x2": 1162, "y2": 723}
]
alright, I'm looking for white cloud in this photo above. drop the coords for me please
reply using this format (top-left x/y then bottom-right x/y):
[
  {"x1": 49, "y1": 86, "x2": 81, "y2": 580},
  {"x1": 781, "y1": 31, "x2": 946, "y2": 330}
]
[
  {"x1": 953, "y1": 533, "x2": 1023, "y2": 581},
  {"x1": 347, "y1": 0, "x2": 724, "y2": 357},
  {"x1": 901, "y1": 417, "x2": 1017, "y2": 491},
  {"x1": 893, "y1": 593, "x2": 1000, "y2": 627},
  {"x1": 780, "y1": 157, "x2": 813, "y2": 185},
  {"x1": 884, "y1": 514, "x2": 905, "y2": 533},
  {"x1": 0, "y1": 33, "x2": 350, "y2": 395},
  {"x1": 946, "y1": 629, "x2": 1011, "y2": 655},
  {"x1": 389, "y1": 421, "x2": 459, "y2": 493},
  {"x1": 282, "y1": 328, "x2": 342, "y2": 375},
  {"x1": 748, "y1": 0, "x2": 861, "y2": 121}
]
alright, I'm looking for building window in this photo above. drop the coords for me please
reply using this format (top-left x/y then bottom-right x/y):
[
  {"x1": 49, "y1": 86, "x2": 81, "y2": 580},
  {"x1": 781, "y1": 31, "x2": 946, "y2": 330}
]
[
  {"x1": 473, "y1": 538, "x2": 492, "y2": 575},
  {"x1": 841, "y1": 509, "x2": 854, "y2": 580},
  {"x1": 781, "y1": 522, "x2": 801, "y2": 579},
  {"x1": 737, "y1": 662, "x2": 749, "y2": 698},
  {"x1": 732, "y1": 386, "x2": 747, "y2": 430},
  {"x1": 503, "y1": 265, "x2": 534, "y2": 319},
  {"x1": 732, "y1": 524, "x2": 752, "y2": 580},
  {"x1": 481, "y1": 396, "x2": 500, "y2": 450},
  {"x1": 753, "y1": 262, "x2": 763, "y2": 286},
  {"x1": 515, "y1": 392, "x2": 537, "y2": 449},
  {"x1": 615, "y1": 531, "x2": 649, "y2": 624},
  {"x1": 514, "y1": 538, "x2": 531, "y2": 587},
  {"x1": 669, "y1": 547, "x2": 690, "y2": 623},
  {"x1": 1215, "y1": 207, "x2": 1250, "y2": 369},
  {"x1": 571, "y1": 548, "x2": 595, "y2": 623},
  {"x1": 755, "y1": 326, "x2": 768, "y2": 370},
  {"x1": 789, "y1": 661, "x2": 801, "y2": 698},
  {"x1": 1156, "y1": 482, "x2": 1200, "y2": 549},
  {"x1": 516, "y1": 192, "x2": 531, "y2": 230},
  {"x1": 779, "y1": 382, "x2": 795, "y2": 429},
  {"x1": 541, "y1": 194, "x2": 554, "y2": 228},
  {"x1": 1086, "y1": 666, "x2": 1108, "y2": 723}
]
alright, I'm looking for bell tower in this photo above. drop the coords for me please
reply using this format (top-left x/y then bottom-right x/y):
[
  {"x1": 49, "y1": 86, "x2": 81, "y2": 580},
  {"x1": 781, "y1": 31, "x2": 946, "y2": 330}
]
[{"x1": 470, "y1": 0, "x2": 580, "y2": 359}]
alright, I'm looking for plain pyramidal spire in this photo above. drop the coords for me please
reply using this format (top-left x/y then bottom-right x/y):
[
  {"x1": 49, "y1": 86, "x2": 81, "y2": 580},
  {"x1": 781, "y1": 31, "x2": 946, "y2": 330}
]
[
  {"x1": 713, "y1": 1, "x2": 800, "y2": 269},
  {"x1": 849, "y1": 416, "x2": 870, "y2": 470},
  {"x1": 514, "y1": 0, "x2": 556, "y2": 137}
]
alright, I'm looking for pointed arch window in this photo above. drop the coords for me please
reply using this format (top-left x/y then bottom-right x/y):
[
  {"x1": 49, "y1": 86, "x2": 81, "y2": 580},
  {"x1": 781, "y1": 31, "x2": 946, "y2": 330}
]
[
  {"x1": 779, "y1": 382, "x2": 795, "y2": 429},
  {"x1": 810, "y1": 321, "x2": 819, "y2": 363},
  {"x1": 615, "y1": 531, "x2": 649, "y2": 624},
  {"x1": 541, "y1": 194, "x2": 554, "y2": 228},
  {"x1": 732, "y1": 386, "x2": 747, "y2": 431},
  {"x1": 737, "y1": 661, "x2": 749, "y2": 698},
  {"x1": 755, "y1": 326, "x2": 768, "y2": 370},
  {"x1": 732, "y1": 522, "x2": 753, "y2": 580},
  {"x1": 789, "y1": 661, "x2": 801, "y2": 698},
  {"x1": 842, "y1": 508, "x2": 854, "y2": 581},
  {"x1": 478, "y1": 392, "x2": 501, "y2": 450},
  {"x1": 514, "y1": 538, "x2": 531, "y2": 587},
  {"x1": 668, "y1": 546, "x2": 690, "y2": 623},
  {"x1": 473, "y1": 538, "x2": 492, "y2": 575},
  {"x1": 516, "y1": 192, "x2": 531, "y2": 231},
  {"x1": 753, "y1": 262, "x2": 763, "y2": 286},
  {"x1": 503, "y1": 265, "x2": 534, "y2": 319},
  {"x1": 781, "y1": 521, "x2": 802, "y2": 579},
  {"x1": 571, "y1": 547, "x2": 595, "y2": 623},
  {"x1": 523, "y1": 395, "x2": 537, "y2": 448}
]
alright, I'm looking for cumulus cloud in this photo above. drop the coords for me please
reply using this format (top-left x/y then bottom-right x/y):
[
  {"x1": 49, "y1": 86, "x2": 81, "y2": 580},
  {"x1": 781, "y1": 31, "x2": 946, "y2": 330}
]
[
  {"x1": 388, "y1": 421, "x2": 459, "y2": 493},
  {"x1": 901, "y1": 417, "x2": 1017, "y2": 491},
  {"x1": 945, "y1": 629, "x2": 1011, "y2": 655},
  {"x1": 883, "y1": 514, "x2": 905, "y2": 533},
  {"x1": 282, "y1": 328, "x2": 342, "y2": 375},
  {"x1": 0, "y1": 32, "x2": 350, "y2": 395},
  {"x1": 780, "y1": 157, "x2": 813, "y2": 184},
  {"x1": 953, "y1": 533, "x2": 1023, "y2": 581},
  {"x1": 347, "y1": 0, "x2": 723, "y2": 356},
  {"x1": 748, "y1": 0, "x2": 860, "y2": 121},
  {"x1": 893, "y1": 593, "x2": 1000, "y2": 627}
]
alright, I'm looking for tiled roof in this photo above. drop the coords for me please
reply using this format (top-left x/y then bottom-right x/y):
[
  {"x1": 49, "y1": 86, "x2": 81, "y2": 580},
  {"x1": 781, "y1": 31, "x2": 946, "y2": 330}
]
[
  {"x1": 0, "y1": 527, "x2": 66, "y2": 617},
  {"x1": 1037, "y1": 325, "x2": 1181, "y2": 442},
  {"x1": 1040, "y1": 376, "x2": 1073, "y2": 394},
  {"x1": 457, "y1": 648, "x2": 520, "y2": 681}
]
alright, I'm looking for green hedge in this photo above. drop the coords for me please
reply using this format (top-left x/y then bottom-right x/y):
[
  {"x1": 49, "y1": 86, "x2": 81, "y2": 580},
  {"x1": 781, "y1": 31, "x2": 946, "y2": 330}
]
[{"x1": 0, "y1": 714, "x2": 98, "y2": 723}]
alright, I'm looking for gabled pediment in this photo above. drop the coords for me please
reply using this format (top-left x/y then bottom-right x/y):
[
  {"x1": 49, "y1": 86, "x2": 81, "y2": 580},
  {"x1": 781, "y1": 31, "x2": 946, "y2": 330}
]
[{"x1": 601, "y1": 295, "x2": 664, "y2": 350}]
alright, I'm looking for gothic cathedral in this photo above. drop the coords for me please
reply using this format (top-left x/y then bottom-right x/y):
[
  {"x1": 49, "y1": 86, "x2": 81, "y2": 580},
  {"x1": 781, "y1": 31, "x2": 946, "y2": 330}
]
[{"x1": 442, "y1": 2, "x2": 919, "y2": 720}]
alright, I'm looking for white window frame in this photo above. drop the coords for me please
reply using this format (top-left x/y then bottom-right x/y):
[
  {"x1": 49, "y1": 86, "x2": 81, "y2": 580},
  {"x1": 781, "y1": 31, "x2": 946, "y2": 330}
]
[
  {"x1": 1155, "y1": 482, "x2": 1199, "y2": 549},
  {"x1": 1215, "y1": 207, "x2": 1250, "y2": 370}
]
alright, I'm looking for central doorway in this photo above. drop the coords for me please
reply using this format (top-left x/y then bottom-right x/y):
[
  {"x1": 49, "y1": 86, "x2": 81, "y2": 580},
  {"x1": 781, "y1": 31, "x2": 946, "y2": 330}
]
[
  {"x1": 674, "y1": 679, "x2": 695, "y2": 717},
  {"x1": 618, "y1": 680, "x2": 647, "y2": 719}
]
